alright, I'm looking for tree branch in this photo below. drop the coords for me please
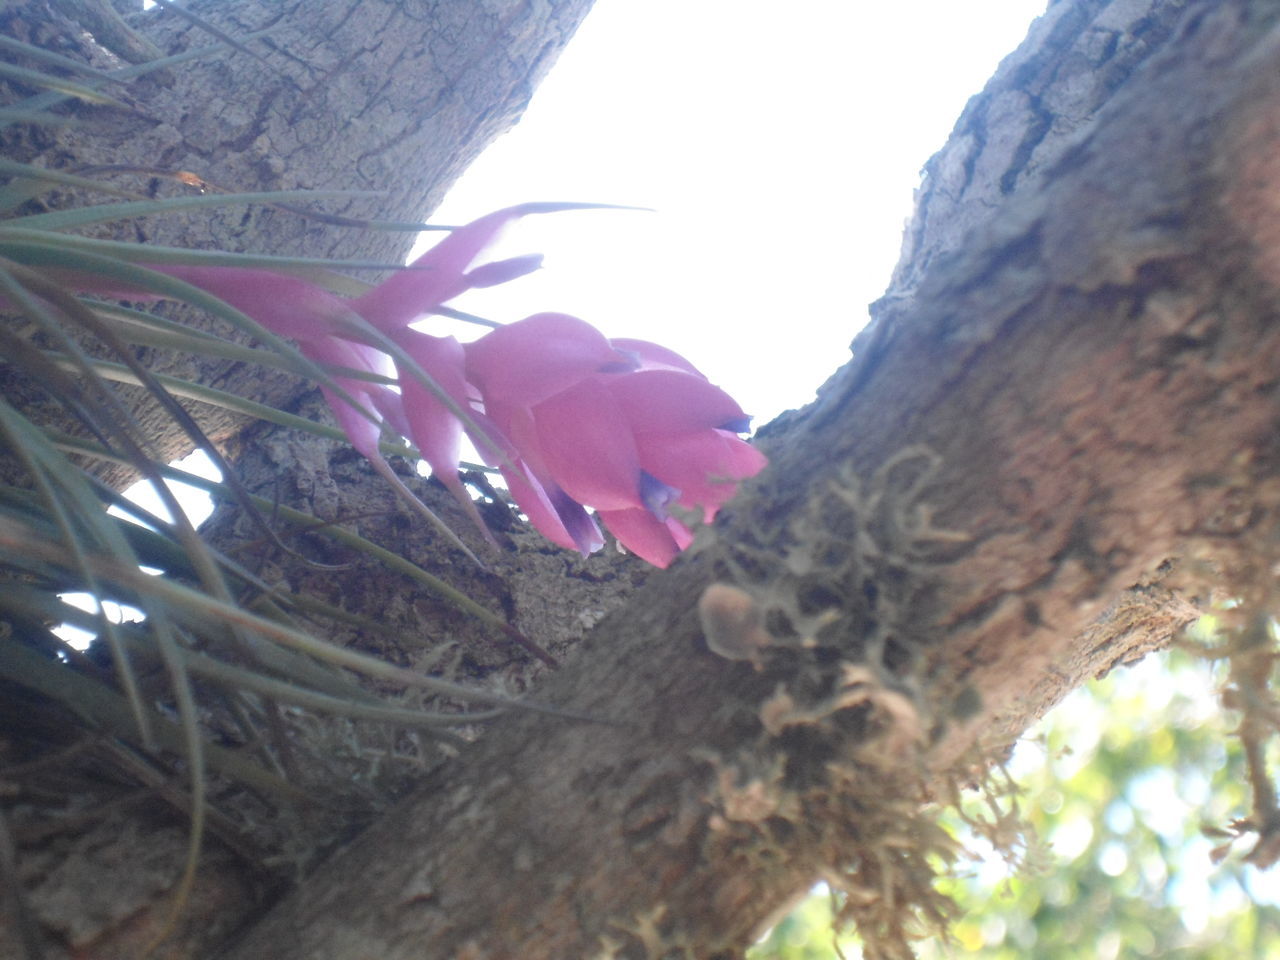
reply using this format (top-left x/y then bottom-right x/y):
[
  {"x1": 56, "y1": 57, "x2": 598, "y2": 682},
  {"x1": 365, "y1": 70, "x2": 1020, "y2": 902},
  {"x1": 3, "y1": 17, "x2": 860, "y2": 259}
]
[{"x1": 221, "y1": 2, "x2": 1280, "y2": 957}]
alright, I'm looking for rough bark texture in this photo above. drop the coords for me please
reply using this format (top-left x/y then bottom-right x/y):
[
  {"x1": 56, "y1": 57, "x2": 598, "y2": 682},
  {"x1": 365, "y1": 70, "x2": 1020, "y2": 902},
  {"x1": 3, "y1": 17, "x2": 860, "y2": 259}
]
[
  {"x1": 220, "y1": 1, "x2": 1280, "y2": 957},
  {"x1": 3, "y1": 0, "x2": 592, "y2": 487},
  {"x1": 6, "y1": 0, "x2": 1280, "y2": 958},
  {"x1": 2, "y1": 1, "x2": 602, "y2": 957}
]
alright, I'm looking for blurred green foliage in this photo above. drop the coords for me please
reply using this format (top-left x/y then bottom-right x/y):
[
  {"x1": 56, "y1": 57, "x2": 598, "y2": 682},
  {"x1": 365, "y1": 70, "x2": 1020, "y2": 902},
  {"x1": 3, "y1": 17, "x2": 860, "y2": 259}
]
[{"x1": 749, "y1": 628, "x2": 1280, "y2": 959}]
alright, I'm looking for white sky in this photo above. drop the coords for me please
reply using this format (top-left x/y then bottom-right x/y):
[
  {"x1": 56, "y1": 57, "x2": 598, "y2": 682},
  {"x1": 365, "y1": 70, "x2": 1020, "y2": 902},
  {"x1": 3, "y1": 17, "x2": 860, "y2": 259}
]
[
  {"x1": 429, "y1": 0, "x2": 1048, "y2": 425},
  {"x1": 142, "y1": 0, "x2": 1048, "y2": 519}
]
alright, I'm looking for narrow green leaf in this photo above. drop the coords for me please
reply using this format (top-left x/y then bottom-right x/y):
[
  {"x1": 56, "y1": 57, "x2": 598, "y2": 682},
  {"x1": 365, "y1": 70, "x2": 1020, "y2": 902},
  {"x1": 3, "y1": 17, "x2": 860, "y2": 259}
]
[
  {"x1": 0, "y1": 35, "x2": 120, "y2": 82},
  {"x1": 1, "y1": 27, "x2": 288, "y2": 130},
  {"x1": 29, "y1": 538, "x2": 573, "y2": 716},
  {"x1": 56, "y1": 353, "x2": 415, "y2": 457},
  {"x1": 0, "y1": 639, "x2": 307, "y2": 803},
  {"x1": 148, "y1": 0, "x2": 276, "y2": 70},
  {"x1": 0, "y1": 107, "x2": 81, "y2": 126},
  {"x1": 180, "y1": 649, "x2": 502, "y2": 730},
  {"x1": 435, "y1": 305, "x2": 503, "y2": 329},
  {"x1": 0, "y1": 60, "x2": 128, "y2": 106},
  {"x1": 0, "y1": 226, "x2": 414, "y2": 272},
  {"x1": 0, "y1": 158, "x2": 148, "y2": 213},
  {"x1": 0, "y1": 400, "x2": 154, "y2": 746},
  {"x1": 0, "y1": 266, "x2": 152, "y2": 448},
  {"x1": 50, "y1": 433, "x2": 507, "y2": 625},
  {"x1": 14, "y1": 189, "x2": 385, "y2": 232},
  {"x1": 0, "y1": 245, "x2": 379, "y2": 430},
  {"x1": 150, "y1": 616, "x2": 207, "y2": 946},
  {"x1": 16, "y1": 262, "x2": 319, "y2": 581}
]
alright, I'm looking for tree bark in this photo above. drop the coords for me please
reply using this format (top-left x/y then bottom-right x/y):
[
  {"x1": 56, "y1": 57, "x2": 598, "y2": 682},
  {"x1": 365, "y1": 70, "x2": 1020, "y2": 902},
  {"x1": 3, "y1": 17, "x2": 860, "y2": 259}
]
[
  {"x1": 8, "y1": 0, "x2": 1280, "y2": 958},
  {"x1": 220, "y1": 0, "x2": 1280, "y2": 957},
  {"x1": 3, "y1": 1, "x2": 601, "y2": 957},
  {"x1": 3, "y1": 0, "x2": 593, "y2": 487}
]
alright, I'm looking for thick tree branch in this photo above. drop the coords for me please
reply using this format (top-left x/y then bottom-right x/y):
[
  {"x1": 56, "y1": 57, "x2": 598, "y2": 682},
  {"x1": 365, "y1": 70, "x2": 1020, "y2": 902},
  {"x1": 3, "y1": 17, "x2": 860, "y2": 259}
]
[
  {"x1": 9, "y1": 2, "x2": 1280, "y2": 958},
  {"x1": 2, "y1": 3, "x2": 598, "y2": 957},
  {"x1": 221, "y1": 2, "x2": 1280, "y2": 957}
]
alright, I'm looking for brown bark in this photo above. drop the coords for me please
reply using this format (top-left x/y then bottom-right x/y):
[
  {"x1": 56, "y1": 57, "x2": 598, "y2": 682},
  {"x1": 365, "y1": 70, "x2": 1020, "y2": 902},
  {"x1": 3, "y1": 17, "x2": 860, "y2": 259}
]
[
  {"x1": 8, "y1": 0, "x2": 1280, "y2": 958},
  {"x1": 3, "y1": 0, "x2": 593, "y2": 487},
  {"x1": 217, "y1": 1, "x2": 1280, "y2": 958}
]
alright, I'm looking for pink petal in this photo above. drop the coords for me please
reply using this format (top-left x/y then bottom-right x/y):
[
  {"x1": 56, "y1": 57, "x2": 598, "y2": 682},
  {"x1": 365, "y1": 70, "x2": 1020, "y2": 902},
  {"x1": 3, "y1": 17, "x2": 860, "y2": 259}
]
[
  {"x1": 370, "y1": 387, "x2": 411, "y2": 441},
  {"x1": 465, "y1": 313, "x2": 628, "y2": 412},
  {"x1": 603, "y1": 369, "x2": 749, "y2": 434},
  {"x1": 532, "y1": 378, "x2": 643, "y2": 511},
  {"x1": 459, "y1": 405, "x2": 523, "y2": 469},
  {"x1": 395, "y1": 331, "x2": 470, "y2": 482},
  {"x1": 395, "y1": 330, "x2": 508, "y2": 543},
  {"x1": 306, "y1": 332, "x2": 388, "y2": 377},
  {"x1": 501, "y1": 463, "x2": 604, "y2": 555},
  {"x1": 610, "y1": 338, "x2": 706, "y2": 377},
  {"x1": 465, "y1": 254, "x2": 543, "y2": 288},
  {"x1": 354, "y1": 203, "x2": 591, "y2": 332},
  {"x1": 596, "y1": 508, "x2": 693, "y2": 569},
  {"x1": 352, "y1": 208, "x2": 521, "y2": 330},
  {"x1": 502, "y1": 404, "x2": 554, "y2": 477},
  {"x1": 157, "y1": 265, "x2": 353, "y2": 339},
  {"x1": 319, "y1": 382, "x2": 384, "y2": 460},
  {"x1": 635, "y1": 429, "x2": 768, "y2": 522},
  {"x1": 304, "y1": 335, "x2": 395, "y2": 459}
]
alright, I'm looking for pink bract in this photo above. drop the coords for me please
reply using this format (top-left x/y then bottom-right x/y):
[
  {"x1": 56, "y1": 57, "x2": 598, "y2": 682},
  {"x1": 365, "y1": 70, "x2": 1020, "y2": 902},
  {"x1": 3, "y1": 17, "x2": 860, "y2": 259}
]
[
  {"x1": 54, "y1": 207, "x2": 766, "y2": 566},
  {"x1": 463, "y1": 313, "x2": 767, "y2": 567}
]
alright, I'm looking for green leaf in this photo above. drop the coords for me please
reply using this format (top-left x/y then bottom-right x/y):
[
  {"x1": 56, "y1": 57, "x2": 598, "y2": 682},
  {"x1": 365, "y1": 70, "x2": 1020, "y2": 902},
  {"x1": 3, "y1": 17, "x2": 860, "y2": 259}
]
[
  {"x1": 0, "y1": 227, "x2": 417, "y2": 272},
  {"x1": 13, "y1": 189, "x2": 386, "y2": 231},
  {"x1": 0, "y1": 34, "x2": 120, "y2": 82},
  {"x1": 0, "y1": 158, "x2": 148, "y2": 214},
  {"x1": 0, "y1": 60, "x2": 129, "y2": 107},
  {"x1": 0, "y1": 26, "x2": 289, "y2": 131},
  {"x1": 0, "y1": 245, "x2": 380, "y2": 434},
  {"x1": 0, "y1": 638, "x2": 305, "y2": 803}
]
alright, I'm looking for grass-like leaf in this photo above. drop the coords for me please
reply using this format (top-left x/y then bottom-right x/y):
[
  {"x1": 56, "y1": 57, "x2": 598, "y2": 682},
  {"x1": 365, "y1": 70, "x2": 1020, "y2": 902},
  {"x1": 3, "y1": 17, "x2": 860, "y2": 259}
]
[
  {"x1": 14, "y1": 189, "x2": 386, "y2": 232},
  {"x1": 0, "y1": 245, "x2": 382, "y2": 435},
  {"x1": 0, "y1": 158, "x2": 150, "y2": 214},
  {"x1": 0, "y1": 60, "x2": 129, "y2": 107},
  {"x1": 0, "y1": 515, "x2": 582, "y2": 718},
  {"x1": 0, "y1": 226, "x2": 418, "y2": 272},
  {"x1": 0, "y1": 26, "x2": 289, "y2": 132},
  {"x1": 0, "y1": 34, "x2": 121, "y2": 83},
  {"x1": 0, "y1": 635, "x2": 305, "y2": 803},
  {"x1": 0, "y1": 401, "x2": 154, "y2": 747},
  {"x1": 0, "y1": 107, "x2": 82, "y2": 126},
  {"x1": 45, "y1": 431, "x2": 515, "y2": 637}
]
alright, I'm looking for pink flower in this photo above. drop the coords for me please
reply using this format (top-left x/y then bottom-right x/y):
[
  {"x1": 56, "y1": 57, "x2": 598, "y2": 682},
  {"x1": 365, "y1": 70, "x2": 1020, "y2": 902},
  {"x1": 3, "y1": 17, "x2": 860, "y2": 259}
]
[
  {"x1": 51, "y1": 206, "x2": 767, "y2": 566},
  {"x1": 62, "y1": 202, "x2": 576, "y2": 448},
  {"x1": 464, "y1": 313, "x2": 767, "y2": 567},
  {"x1": 58, "y1": 206, "x2": 572, "y2": 545}
]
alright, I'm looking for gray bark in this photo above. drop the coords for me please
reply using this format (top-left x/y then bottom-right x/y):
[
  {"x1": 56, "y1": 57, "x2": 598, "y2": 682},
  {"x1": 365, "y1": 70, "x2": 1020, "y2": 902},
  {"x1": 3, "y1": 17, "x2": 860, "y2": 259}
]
[
  {"x1": 7, "y1": 0, "x2": 1280, "y2": 958},
  {"x1": 221, "y1": 1, "x2": 1280, "y2": 957},
  {"x1": 2, "y1": 1, "x2": 599, "y2": 957},
  {"x1": 4, "y1": 0, "x2": 592, "y2": 487}
]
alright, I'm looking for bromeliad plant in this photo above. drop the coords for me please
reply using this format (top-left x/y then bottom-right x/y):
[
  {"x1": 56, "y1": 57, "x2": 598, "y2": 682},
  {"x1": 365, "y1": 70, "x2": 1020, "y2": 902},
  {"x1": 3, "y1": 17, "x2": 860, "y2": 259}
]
[
  {"x1": 0, "y1": 31, "x2": 766, "y2": 936},
  {"x1": 464, "y1": 310, "x2": 767, "y2": 566},
  {"x1": 47, "y1": 203, "x2": 768, "y2": 567}
]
